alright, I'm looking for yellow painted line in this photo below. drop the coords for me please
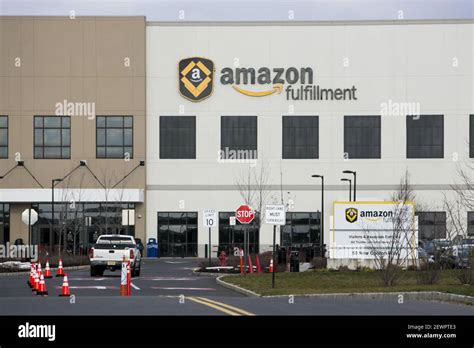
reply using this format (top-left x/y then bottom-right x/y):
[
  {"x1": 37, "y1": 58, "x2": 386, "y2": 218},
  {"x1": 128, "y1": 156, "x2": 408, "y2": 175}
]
[
  {"x1": 195, "y1": 297, "x2": 255, "y2": 316},
  {"x1": 188, "y1": 297, "x2": 241, "y2": 316}
]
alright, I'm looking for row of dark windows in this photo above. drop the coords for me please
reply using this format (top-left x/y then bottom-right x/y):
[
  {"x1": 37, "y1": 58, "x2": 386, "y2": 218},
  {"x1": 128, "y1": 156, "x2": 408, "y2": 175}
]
[
  {"x1": 159, "y1": 114, "x2": 474, "y2": 160},
  {"x1": 0, "y1": 114, "x2": 473, "y2": 160},
  {"x1": 0, "y1": 116, "x2": 133, "y2": 159}
]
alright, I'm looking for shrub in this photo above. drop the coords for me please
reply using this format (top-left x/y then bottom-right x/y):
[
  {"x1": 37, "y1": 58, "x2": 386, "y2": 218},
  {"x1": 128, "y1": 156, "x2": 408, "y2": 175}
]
[
  {"x1": 457, "y1": 251, "x2": 474, "y2": 285},
  {"x1": 311, "y1": 257, "x2": 327, "y2": 270}
]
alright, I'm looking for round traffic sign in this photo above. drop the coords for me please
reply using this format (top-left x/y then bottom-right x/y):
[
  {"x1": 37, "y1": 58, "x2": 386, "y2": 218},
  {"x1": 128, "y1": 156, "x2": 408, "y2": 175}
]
[{"x1": 235, "y1": 205, "x2": 255, "y2": 224}]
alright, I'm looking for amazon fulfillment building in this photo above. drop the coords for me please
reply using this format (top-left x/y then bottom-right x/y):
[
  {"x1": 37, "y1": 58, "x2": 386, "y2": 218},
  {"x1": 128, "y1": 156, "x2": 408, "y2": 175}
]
[
  {"x1": 1, "y1": 18, "x2": 473, "y2": 260},
  {"x1": 146, "y1": 20, "x2": 474, "y2": 259}
]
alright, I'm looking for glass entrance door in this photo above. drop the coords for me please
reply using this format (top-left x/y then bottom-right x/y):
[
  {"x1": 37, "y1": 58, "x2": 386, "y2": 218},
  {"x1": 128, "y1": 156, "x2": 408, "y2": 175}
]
[{"x1": 157, "y1": 212, "x2": 198, "y2": 257}]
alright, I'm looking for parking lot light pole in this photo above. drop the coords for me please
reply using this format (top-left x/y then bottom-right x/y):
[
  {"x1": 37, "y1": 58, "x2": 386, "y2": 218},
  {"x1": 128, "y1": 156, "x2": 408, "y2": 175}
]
[
  {"x1": 311, "y1": 174, "x2": 324, "y2": 257},
  {"x1": 343, "y1": 170, "x2": 356, "y2": 201},
  {"x1": 340, "y1": 178, "x2": 352, "y2": 201},
  {"x1": 51, "y1": 178, "x2": 63, "y2": 256}
]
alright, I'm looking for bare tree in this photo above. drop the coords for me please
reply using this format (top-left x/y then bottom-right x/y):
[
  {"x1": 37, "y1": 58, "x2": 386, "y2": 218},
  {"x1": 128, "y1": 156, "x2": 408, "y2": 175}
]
[
  {"x1": 364, "y1": 171, "x2": 417, "y2": 286},
  {"x1": 234, "y1": 160, "x2": 272, "y2": 228}
]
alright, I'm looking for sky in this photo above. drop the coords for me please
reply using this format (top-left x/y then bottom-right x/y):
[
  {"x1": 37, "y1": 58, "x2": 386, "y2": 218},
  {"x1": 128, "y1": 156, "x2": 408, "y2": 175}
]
[{"x1": 0, "y1": 0, "x2": 473, "y2": 22}]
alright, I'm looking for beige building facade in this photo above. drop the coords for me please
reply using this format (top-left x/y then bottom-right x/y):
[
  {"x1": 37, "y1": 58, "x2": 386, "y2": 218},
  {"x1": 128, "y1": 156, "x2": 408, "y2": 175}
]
[{"x1": 0, "y1": 17, "x2": 146, "y2": 252}]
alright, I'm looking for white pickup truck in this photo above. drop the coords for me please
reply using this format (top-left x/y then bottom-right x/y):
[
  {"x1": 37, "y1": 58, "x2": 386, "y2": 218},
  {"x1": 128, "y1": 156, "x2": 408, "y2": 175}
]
[{"x1": 89, "y1": 235, "x2": 142, "y2": 277}]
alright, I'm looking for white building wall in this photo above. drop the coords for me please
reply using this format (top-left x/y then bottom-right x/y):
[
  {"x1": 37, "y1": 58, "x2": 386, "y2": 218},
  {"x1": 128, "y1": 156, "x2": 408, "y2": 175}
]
[{"x1": 146, "y1": 22, "x2": 474, "y2": 256}]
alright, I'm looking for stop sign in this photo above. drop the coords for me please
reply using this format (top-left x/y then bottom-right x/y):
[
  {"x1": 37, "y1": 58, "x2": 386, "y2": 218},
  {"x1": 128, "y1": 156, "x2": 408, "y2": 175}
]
[{"x1": 235, "y1": 205, "x2": 255, "y2": 224}]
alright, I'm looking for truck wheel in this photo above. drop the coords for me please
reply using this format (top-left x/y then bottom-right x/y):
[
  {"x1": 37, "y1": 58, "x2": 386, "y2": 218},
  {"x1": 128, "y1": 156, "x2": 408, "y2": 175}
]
[
  {"x1": 90, "y1": 266, "x2": 97, "y2": 277},
  {"x1": 133, "y1": 267, "x2": 140, "y2": 277},
  {"x1": 97, "y1": 268, "x2": 104, "y2": 277}
]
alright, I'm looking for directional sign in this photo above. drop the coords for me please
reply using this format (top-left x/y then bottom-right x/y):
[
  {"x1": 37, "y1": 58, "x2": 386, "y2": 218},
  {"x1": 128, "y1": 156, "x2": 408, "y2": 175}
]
[
  {"x1": 21, "y1": 209, "x2": 38, "y2": 226},
  {"x1": 235, "y1": 205, "x2": 255, "y2": 224},
  {"x1": 265, "y1": 205, "x2": 286, "y2": 225},
  {"x1": 203, "y1": 209, "x2": 217, "y2": 227}
]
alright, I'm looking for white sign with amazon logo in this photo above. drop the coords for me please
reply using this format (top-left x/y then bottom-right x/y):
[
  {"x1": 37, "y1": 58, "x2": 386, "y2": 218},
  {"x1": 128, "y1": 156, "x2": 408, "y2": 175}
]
[{"x1": 331, "y1": 201, "x2": 417, "y2": 260}]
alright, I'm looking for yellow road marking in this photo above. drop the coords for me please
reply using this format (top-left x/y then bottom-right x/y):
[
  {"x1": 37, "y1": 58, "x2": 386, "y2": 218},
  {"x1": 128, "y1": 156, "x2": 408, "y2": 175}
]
[
  {"x1": 188, "y1": 297, "x2": 241, "y2": 316},
  {"x1": 194, "y1": 297, "x2": 255, "y2": 316}
]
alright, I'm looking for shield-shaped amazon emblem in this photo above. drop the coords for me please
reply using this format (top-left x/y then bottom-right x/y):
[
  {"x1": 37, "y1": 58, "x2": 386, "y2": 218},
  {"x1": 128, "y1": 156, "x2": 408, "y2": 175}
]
[
  {"x1": 345, "y1": 208, "x2": 358, "y2": 223},
  {"x1": 179, "y1": 57, "x2": 214, "y2": 102}
]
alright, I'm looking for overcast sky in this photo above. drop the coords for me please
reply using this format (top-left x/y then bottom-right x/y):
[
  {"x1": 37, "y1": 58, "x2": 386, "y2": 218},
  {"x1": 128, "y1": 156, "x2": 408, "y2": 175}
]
[{"x1": 0, "y1": 0, "x2": 473, "y2": 21}]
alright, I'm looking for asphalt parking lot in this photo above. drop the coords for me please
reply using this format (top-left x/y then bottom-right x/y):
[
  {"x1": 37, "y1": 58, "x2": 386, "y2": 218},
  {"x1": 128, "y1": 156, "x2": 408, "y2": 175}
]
[{"x1": 0, "y1": 259, "x2": 473, "y2": 316}]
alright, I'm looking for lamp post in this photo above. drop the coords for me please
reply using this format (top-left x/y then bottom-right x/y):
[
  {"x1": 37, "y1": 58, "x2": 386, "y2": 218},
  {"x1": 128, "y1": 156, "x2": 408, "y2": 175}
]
[
  {"x1": 343, "y1": 170, "x2": 356, "y2": 201},
  {"x1": 51, "y1": 178, "x2": 63, "y2": 255},
  {"x1": 311, "y1": 174, "x2": 324, "y2": 257},
  {"x1": 340, "y1": 178, "x2": 352, "y2": 201}
]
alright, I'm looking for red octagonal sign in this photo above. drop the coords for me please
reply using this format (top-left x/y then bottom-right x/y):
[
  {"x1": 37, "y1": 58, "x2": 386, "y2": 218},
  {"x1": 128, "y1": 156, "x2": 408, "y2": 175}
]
[{"x1": 235, "y1": 205, "x2": 255, "y2": 224}]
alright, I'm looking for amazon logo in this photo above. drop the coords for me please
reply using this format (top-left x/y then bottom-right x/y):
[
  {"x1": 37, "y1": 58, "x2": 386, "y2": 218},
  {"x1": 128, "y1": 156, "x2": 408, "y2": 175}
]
[{"x1": 220, "y1": 66, "x2": 313, "y2": 97}]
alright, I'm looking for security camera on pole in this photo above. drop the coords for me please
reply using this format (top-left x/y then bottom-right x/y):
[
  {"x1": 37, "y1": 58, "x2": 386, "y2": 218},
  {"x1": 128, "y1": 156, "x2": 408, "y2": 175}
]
[
  {"x1": 265, "y1": 204, "x2": 286, "y2": 288},
  {"x1": 235, "y1": 204, "x2": 255, "y2": 274}
]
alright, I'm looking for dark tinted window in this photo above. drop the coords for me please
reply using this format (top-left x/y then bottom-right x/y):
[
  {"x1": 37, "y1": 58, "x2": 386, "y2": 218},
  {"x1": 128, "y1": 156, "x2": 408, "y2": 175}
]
[
  {"x1": 416, "y1": 211, "x2": 446, "y2": 240},
  {"x1": 221, "y1": 116, "x2": 257, "y2": 158},
  {"x1": 282, "y1": 116, "x2": 319, "y2": 159},
  {"x1": 344, "y1": 115, "x2": 381, "y2": 159},
  {"x1": 157, "y1": 212, "x2": 198, "y2": 257},
  {"x1": 160, "y1": 116, "x2": 196, "y2": 159},
  {"x1": 34, "y1": 116, "x2": 71, "y2": 159},
  {"x1": 0, "y1": 116, "x2": 8, "y2": 158},
  {"x1": 96, "y1": 116, "x2": 133, "y2": 159},
  {"x1": 468, "y1": 212, "x2": 474, "y2": 236},
  {"x1": 406, "y1": 115, "x2": 444, "y2": 158}
]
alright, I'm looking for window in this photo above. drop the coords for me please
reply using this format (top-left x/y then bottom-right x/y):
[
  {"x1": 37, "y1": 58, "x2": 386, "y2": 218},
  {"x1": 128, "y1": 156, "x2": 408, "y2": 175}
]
[
  {"x1": 0, "y1": 204, "x2": 10, "y2": 244},
  {"x1": 218, "y1": 212, "x2": 259, "y2": 255},
  {"x1": 344, "y1": 115, "x2": 381, "y2": 159},
  {"x1": 406, "y1": 115, "x2": 444, "y2": 158},
  {"x1": 0, "y1": 116, "x2": 7, "y2": 158},
  {"x1": 31, "y1": 203, "x2": 135, "y2": 246},
  {"x1": 159, "y1": 116, "x2": 196, "y2": 159},
  {"x1": 221, "y1": 116, "x2": 257, "y2": 159},
  {"x1": 281, "y1": 212, "x2": 321, "y2": 247},
  {"x1": 34, "y1": 116, "x2": 71, "y2": 159},
  {"x1": 470, "y1": 115, "x2": 474, "y2": 158},
  {"x1": 468, "y1": 212, "x2": 474, "y2": 236},
  {"x1": 96, "y1": 116, "x2": 133, "y2": 159},
  {"x1": 282, "y1": 116, "x2": 319, "y2": 159},
  {"x1": 416, "y1": 212, "x2": 446, "y2": 240},
  {"x1": 157, "y1": 212, "x2": 198, "y2": 257}
]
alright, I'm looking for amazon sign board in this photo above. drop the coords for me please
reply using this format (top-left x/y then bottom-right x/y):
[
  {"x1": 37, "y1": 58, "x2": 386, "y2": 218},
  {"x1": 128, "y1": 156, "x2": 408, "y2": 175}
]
[
  {"x1": 331, "y1": 202, "x2": 417, "y2": 260},
  {"x1": 178, "y1": 57, "x2": 358, "y2": 102}
]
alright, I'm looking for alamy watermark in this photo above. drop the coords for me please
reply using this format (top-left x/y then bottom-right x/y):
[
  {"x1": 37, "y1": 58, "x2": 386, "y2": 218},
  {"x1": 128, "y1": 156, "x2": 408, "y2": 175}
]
[
  {"x1": 0, "y1": 243, "x2": 38, "y2": 261},
  {"x1": 217, "y1": 148, "x2": 258, "y2": 167},
  {"x1": 55, "y1": 99, "x2": 96, "y2": 119},
  {"x1": 380, "y1": 99, "x2": 420, "y2": 119}
]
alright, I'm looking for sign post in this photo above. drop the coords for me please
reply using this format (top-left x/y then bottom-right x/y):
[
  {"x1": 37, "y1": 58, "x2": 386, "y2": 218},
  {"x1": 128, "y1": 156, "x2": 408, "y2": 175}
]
[
  {"x1": 22, "y1": 209, "x2": 38, "y2": 245},
  {"x1": 203, "y1": 209, "x2": 217, "y2": 266},
  {"x1": 265, "y1": 205, "x2": 286, "y2": 288},
  {"x1": 235, "y1": 205, "x2": 255, "y2": 274}
]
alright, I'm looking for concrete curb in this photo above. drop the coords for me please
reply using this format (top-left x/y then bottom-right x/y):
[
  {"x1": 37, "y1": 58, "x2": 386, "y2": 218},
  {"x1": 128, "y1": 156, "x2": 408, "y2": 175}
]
[
  {"x1": 0, "y1": 265, "x2": 89, "y2": 277},
  {"x1": 216, "y1": 277, "x2": 474, "y2": 305},
  {"x1": 216, "y1": 275, "x2": 260, "y2": 297}
]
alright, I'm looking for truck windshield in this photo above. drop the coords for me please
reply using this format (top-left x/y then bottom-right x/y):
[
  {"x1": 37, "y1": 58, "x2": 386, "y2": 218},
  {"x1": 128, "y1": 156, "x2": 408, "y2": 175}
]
[{"x1": 95, "y1": 237, "x2": 135, "y2": 249}]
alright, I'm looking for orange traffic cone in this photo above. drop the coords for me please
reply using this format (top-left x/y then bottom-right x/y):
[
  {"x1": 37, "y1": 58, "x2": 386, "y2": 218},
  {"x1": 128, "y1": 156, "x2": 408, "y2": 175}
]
[
  {"x1": 28, "y1": 265, "x2": 34, "y2": 287},
  {"x1": 36, "y1": 273, "x2": 48, "y2": 296},
  {"x1": 269, "y1": 258, "x2": 274, "y2": 273},
  {"x1": 59, "y1": 274, "x2": 71, "y2": 297},
  {"x1": 37, "y1": 262, "x2": 42, "y2": 274},
  {"x1": 248, "y1": 255, "x2": 254, "y2": 273},
  {"x1": 33, "y1": 272, "x2": 40, "y2": 292},
  {"x1": 44, "y1": 261, "x2": 52, "y2": 279},
  {"x1": 239, "y1": 255, "x2": 244, "y2": 274},
  {"x1": 127, "y1": 261, "x2": 131, "y2": 296},
  {"x1": 56, "y1": 259, "x2": 65, "y2": 277},
  {"x1": 120, "y1": 259, "x2": 128, "y2": 296},
  {"x1": 255, "y1": 255, "x2": 262, "y2": 273}
]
